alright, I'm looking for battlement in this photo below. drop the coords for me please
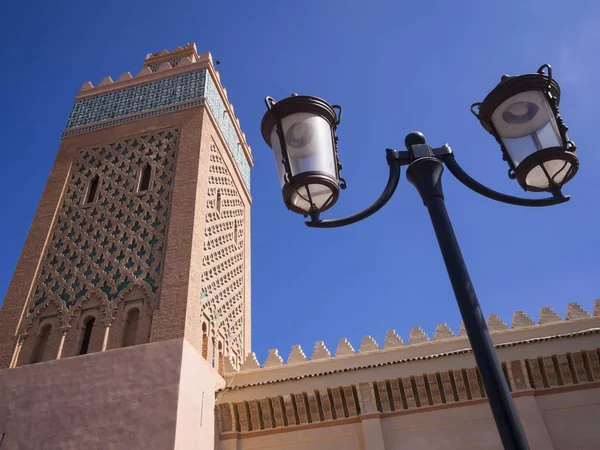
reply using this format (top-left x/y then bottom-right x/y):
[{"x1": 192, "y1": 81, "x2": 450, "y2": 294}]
[
  {"x1": 143, "y1": 43, "x2": 201, "y2": 70},
  {"x1": 227, "y1": 300, "x2": 600, "y2": 374},
  {"x1": 76, "y1": 43, "x2": 210, "y2": 97}
]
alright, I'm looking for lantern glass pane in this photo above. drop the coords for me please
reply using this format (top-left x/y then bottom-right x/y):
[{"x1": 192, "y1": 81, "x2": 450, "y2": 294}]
[
  {"x1": 290, "y1": 189, "x2": 312, "y2": 213},
  {"x1": 268, "y1": 127, "x2": 287, "y2": 187},
  {"x1": 525, "y1": 159, "x2": 574, "y2": 189},
  {"x1": 296, "y1": 184, "x2": 335, "y2": 210},
  {"x1": 281, "y1": 112, "x2": 337, "y2": 179},
  {"x1": 491, "y1": 91, "x2": 563, "y2": 166},
  {"x1": 289, "y1": 184, "x2": 335, "y2": 213}
]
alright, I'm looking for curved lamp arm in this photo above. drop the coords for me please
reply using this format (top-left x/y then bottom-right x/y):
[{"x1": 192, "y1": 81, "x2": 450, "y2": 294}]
[
  {"x1": 306, "y1": 155, "x2": 402, "y2": 228},
  {"x1": 442, "y1": 154, "x2": 570, "y2": 207}
]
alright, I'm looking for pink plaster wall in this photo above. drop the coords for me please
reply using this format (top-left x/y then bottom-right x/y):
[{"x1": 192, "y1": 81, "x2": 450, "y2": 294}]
[
  {"x1": 174, "y1": 339, "x2": 225, "y2": 449},
  {"x1": 0, "y1": 339, "x2": 184, "y2": 449},
  {"x1": 535, "y1": 389, "x2": 600, "y2": 450}
]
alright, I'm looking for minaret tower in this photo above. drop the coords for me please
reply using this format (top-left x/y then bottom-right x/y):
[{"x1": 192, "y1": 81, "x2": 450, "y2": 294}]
[{"x1": 0, "y1": 44, "x2": 252, "y2": 448}]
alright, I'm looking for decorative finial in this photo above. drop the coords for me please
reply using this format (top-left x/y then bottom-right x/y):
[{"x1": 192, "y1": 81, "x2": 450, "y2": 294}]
[{"x1": 405, "y1": 131, "x2": 426, "y2": 149}]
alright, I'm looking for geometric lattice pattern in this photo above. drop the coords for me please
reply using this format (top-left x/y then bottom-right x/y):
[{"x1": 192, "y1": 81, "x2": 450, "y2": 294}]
[
  {"x1": 147, "y1": 56, "x2": 185, "y2": 72},
  {"x1": 201, "y1": 141, "x2": 245, "y2": 361},
  {"x1": 28, "y1": 129, "x2": 179, "y2": 313}
]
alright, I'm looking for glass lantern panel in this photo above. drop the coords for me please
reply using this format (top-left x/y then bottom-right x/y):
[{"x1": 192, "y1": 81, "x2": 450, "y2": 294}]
[
  {"x1": 491, "y1": 91, "x2": 562, "y2": 166},
  {"x1": 525, "y1": 159, "x2": 574, "y2": 189},
  {"x1": 281, "y1": 112, "x2": 337, "y2": 179},
  {"x1": 290, "y1": 189, "x2": 311, "y2": 213},
  {"x1": 269, "y1": 127, "x2": 287, "y2": 187},
  {"x1": 291, "y1": 184, "x2": 335, "y2": 213}
]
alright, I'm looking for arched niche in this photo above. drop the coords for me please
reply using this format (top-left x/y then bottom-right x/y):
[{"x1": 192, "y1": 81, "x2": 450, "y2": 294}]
[{"x1": 105, "y1": 282, "x2": 155, "y2": 351}]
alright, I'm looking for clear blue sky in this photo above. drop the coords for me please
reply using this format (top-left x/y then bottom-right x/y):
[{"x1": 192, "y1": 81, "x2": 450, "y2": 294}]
[{"x1": 1, "y1": 0, "x2": 598, "y2": 363}]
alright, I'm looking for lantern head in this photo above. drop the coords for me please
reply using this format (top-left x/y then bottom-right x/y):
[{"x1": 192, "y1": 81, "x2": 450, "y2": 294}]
[
  {"x1": 261, "y1": 95, "x2": 344, "y2": 216},
  {"x1": 474, "y1": 64, "x2": 578, "y2": 192}
]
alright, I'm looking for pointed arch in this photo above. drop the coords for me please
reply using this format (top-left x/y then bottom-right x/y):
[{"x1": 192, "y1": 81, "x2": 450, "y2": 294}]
[
  {"x1": 60, "y1": 291, "x2": 107, "y2": 358},
  {"x1": 30, "y1": 323, "x2": 52, "y2": 364},
  {"x1": 122, "y1": 308, "x2": 140, "y2": 347},
  {"x1": 120, "y1": 280, "x2": 155, "y2": 306},
  {"x1": 17, "y1": 298, "x2": 65, "y2": 366},
  {"x1": 105, "y1": 281, "x2": 155, "y2": 350}
]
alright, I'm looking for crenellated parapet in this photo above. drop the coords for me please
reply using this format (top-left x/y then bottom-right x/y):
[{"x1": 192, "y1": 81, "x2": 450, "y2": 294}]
[
  {"x1": 229, "y1": 300, "x2": 600, "y2": 373},
  {"x1": 217, "y1": 300, "x2": 600, "y2": 439}
]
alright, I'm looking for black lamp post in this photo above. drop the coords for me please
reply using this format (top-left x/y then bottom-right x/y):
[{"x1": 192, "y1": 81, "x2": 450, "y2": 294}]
[{"x1": 261, "y1": 64, "x2": 578, "y2": 450}]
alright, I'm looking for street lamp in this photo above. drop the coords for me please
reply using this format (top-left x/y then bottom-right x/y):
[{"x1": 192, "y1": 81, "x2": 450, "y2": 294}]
[
  {"x1": 261, "y1": 95, "x2": 344, "y2": 218},
  {"x1": 261, "y1": 64, "x2": 578, "y2": 450}
]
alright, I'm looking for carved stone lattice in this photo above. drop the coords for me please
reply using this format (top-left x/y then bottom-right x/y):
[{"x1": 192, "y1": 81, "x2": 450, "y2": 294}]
[
  {"x1": 201, "y1": 141, "x2": 245, "y2": 360},
  {"x1": 26, "y1": 129, "x2": 178, "y2": 319}
]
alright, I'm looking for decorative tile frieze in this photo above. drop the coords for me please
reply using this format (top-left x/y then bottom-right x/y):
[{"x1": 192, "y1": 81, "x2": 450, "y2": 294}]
[
  {"x1": 65, "y1": 71, "x2": 206, "y2": 130},
  {"x1": 204, "y1": 72, "x2": 251, "y2": 189},
  {"x1": 62, "y1": 99, "x2": 203, "y2": 137}
]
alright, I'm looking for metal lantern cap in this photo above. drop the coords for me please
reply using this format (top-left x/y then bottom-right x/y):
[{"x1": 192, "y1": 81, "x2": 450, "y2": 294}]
[
  {"x1": 261, "y1": 94, "x2": 343, "y2": 217},
  {"x1": 478, "y1": 73, "x2": 561, "y2": 132},
  {"x1": 261, "y1": 95, "x2": 338, "y2": 147},
  {"x1": 474, "y1": 64, "x2": 578, "y2": 193}
]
